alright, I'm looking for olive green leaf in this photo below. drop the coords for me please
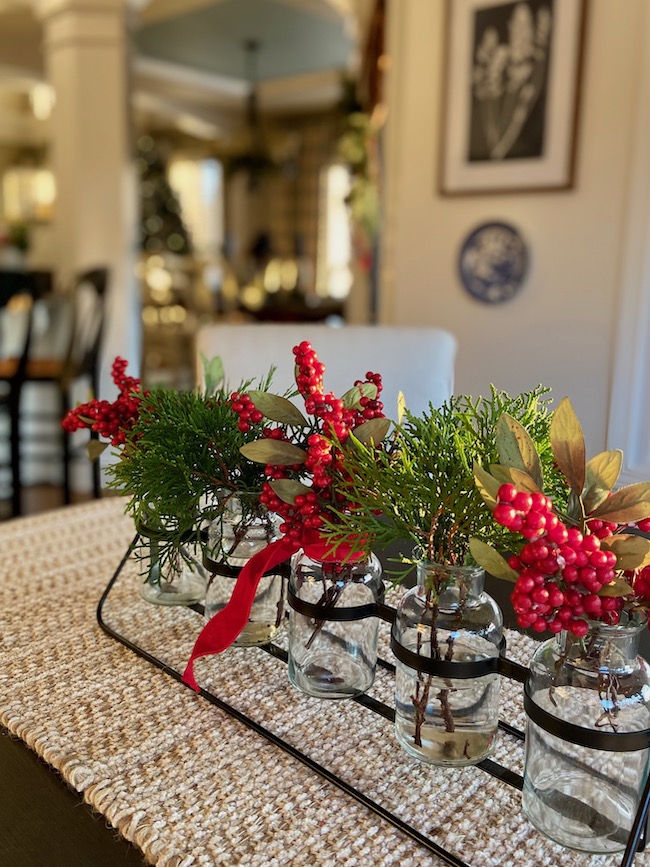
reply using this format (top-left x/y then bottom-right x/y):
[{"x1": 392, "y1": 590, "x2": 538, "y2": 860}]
[
  {"x1": 489, "y1": 464, "x2": 540, "y2": 493},
  {"x1": 590, "y1": 482, "x2": 650, "y2": 523},
  {"x1": 496, "y1": 413, "x2": 543, "y2": 488},
  {"x1": 87, "y1": 439, "x2": 108, "y2": 461},
  {"x1": 582, "y1": 450, "x2": 623, "y2": 514},
  {"x1": 269, "y1": 479, "x2": 312, "y2": 505},
  {"x1": 340, "y1": 382, "x2": 378, "y2": 410},
  {"x1": 600, "y1": 534, "x2": 650, "y2": 570},
  {"x1": 473, "y1": 462, "x2": 500, "y2": 509},
  {"x1": 397, "y1": 390, "x2": 407, "y2": 424},
  {"x1": 240, "y1": 440, "x2": 307, "y2": 465},
  {"x1": 352, "y1": 417, "x2": 391, "y2": 445},
  {"x1": 469, "y1": 538, "x2": 518, "y2": 582},
  {"x1": 247, "y1": 391, "x2": 309, "y2": 427},
  {"x1": 550, "y1": 397, "x2": 586, "y2": 496},
  {"x1": 598, "y1": 576, "x2": 634, "y2": 597},
  {"x1": 202, "y1": 352, "x2": 225, "y2": 396}
]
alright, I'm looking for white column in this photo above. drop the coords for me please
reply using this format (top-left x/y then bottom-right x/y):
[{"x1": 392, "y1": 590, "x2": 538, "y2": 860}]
[{"x1": 34, "y1": 0, "x2": 141, "y2": 385}]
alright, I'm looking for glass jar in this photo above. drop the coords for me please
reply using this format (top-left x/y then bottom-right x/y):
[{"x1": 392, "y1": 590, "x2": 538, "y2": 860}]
[
  {"x1": 140, "y1": 536, "x2": 207, "y2": 606},
  {"x1": 287, "y1": 551, "x2": 383, "y2": 699},
  {"x1": 204, "y1": 499, "x2": 284, "y2": 647},
  {"x1": 522, "y1": 611, "x2": 650, "y2": 854},
  {"x1": 393, "y1": 561, "x2": 503, "y2": 766}
]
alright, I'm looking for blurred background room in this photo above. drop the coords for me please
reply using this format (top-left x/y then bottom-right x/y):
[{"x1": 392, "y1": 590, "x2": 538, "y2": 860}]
[{"x1": 0, "y1": 0, "x2": 648, "y2": 516}]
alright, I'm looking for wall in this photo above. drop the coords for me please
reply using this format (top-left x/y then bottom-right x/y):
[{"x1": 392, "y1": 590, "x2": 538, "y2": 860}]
[{"x1": 380, "y1": 0, "x2": 645, "y2": 455}]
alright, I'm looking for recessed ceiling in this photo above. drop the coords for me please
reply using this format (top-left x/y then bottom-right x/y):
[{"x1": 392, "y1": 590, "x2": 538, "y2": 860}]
[{"x1": 133, "y1": 0, "x2": 354, "y2": 83}]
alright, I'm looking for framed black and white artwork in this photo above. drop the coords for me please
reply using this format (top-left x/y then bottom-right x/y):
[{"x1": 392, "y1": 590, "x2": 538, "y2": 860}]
[{"x1": 439, "y1": 0, "x2": 586, "y2": 195}]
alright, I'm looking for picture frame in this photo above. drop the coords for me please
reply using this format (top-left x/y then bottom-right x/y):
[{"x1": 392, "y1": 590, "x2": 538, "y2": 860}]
[{"x1": 439, "y1": 0, "x2": 587, "y2": 195}]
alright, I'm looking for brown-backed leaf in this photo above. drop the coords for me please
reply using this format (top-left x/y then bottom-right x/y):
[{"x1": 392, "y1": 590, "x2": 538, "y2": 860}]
[
  {"x1": 397, "y1": 390, "x2": 407, "y2": 424},
  {"x1": 582, "y1": 449, "x2": 623, "y2": 514},
  {"x1": 473, "y1": 462, "x2": 500, "y2": 510},
  {"x1": 269, "y1": 479, "x2": 312, "y2": 505},
  {"x1": 247, "y1": 391, "x2": 309, "y2": 427},
  {"x1": 590, "y1": 482, "x2": 650, "y2": 523},
  {"x1": 598, "y1": 576, "x2": 635, "y2": 597},
  {"x1": 600, "y1": 534, "x2": 650, "y2": 570},
  {"x1": 550, "y1": 397, "x2": 586, "y2": 496},
  {"x1": 340, "y1": 382, "x2": 378, "y2": 409},
  {"x1": 352, "y1": 417, "x2": 391, "y2": 445},
  {"x1": 489, "y1": 464, "x2": 540, "y2": 493},
  {"x1": 240, "y1": 440, "x2": 307, "y2": 466},
  {"x1": 87, "y1": 439, "x2": 108, "y2": 461},
  {"x1": 469, "y1": 538, "x2": 518, "y2": 583},
  {"x1": 496, "y1": 413, "x2": 543, "y2": 488}
]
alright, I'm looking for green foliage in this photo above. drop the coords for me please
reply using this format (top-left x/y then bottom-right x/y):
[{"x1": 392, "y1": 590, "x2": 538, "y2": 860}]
[
  {"x1": 326, "y1": 385, "x2": 560, "y2": 576},
  {"x1": 107, "y1": 384, "x2": 271, "y2": 576}
]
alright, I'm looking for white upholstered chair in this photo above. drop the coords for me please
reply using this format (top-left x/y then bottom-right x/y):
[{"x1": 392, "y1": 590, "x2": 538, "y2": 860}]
[{"x1": 195, "y1": 323, "x2": 457, "y2": 417}]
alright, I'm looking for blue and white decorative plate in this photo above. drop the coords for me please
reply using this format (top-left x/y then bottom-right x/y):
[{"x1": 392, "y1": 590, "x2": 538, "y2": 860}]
[{"x1": 458, "y1": 222, "x2": 529, "y2": 304}]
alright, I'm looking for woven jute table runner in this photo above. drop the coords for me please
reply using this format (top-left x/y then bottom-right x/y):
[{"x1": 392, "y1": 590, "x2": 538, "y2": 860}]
[{"x1": 0, "y1": 498, "x2": 646, "y2": 867}]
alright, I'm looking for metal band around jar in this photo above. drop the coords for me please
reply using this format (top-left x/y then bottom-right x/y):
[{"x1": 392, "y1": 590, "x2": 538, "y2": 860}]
[
  {"x1": 523, "y1": 679, "x2": 650, "y2": 752},
  {"x1": 202, "y1": 552, "x2": 291, "y2": 580},
  {"x1": 390, "y1": 629, "x2": 505, "y2": 679},
  {"x1": 287, "y1": 584, "x2": 391, "y2": 622}
]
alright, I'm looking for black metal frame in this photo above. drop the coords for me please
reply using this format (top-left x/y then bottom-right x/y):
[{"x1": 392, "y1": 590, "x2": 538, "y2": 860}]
[{"x1": 97, "y1": 536, "x2": 650, "y2": 867}]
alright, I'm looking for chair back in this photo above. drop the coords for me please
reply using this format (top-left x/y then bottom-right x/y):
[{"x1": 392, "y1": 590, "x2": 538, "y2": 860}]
[
  {"x1": 195, "y1": 323, "x2": 457, "y2": 417},
  {"x1": 62, "y1": 267, "x2": 109, "y2": 392},
  {"x1": 0, "y1": 271, "x2": 36, "y2": 386}
]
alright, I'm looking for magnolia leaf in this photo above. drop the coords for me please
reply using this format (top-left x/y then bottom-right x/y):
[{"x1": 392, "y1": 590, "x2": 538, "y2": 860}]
[
  {"x1": 202, "y1": 353, "x2": 225, "y2": 396},
  {"x1": 489, "y1": 464, "x2": 540, "y2": 493},
  {"x1": 247, "y1": 391, "x2": 309, "y2": 427},
  {"x1": 473, "y1": 462, "x2": 500, "y2": 510},
  {"x1": 352, "y1": 417, "x2": 391, "y2": 445},
  {"x1": 240, "y1": 440, "x2": 307, "y2": 466},
  {"x1": 469, "y1": 538, "x2": 518, "y2": 583},
  {"x1": 86, "y1": 439, "x2": 108, "y2": 461},
  {"x1": 397, "y1": 391, "x2": 407, "y2": 424},
  {"x1": 496, "y1": 413, "x2": 543, "y2": 488},
  {"x1": 591, "y1": 482, "x2": 650, "y2": 523},
  {"x1": 600, "y1": 534, "x2": 650, "y2": 570},
  {"x1": 269, "y1": 479, "x2": 312, "y2": 505},
  {"x1": 582, "y1": 450, "x2": 623, "y2": 514},
  {"x1": 550, "y1": 397, "x2": 586, "y2": 496},
  {"x1": 340, "y1": 382, "x2": 378, "y2": 410},
  {"x1": 598, "y1": 576, "x2": 635, "y2": 598}
]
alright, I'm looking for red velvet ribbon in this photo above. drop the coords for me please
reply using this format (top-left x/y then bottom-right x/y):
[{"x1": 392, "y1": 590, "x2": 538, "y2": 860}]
[{"x1": 182, "y1": 533, "x2": 364, "y2": 692}]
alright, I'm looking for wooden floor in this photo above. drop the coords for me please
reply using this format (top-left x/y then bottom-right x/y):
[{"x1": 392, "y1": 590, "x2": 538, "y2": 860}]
[{"x1": 0, "y1": 485, "x2": 97, "y2": 521}]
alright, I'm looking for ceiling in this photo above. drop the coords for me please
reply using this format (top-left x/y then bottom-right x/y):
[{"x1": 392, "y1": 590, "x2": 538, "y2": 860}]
[{"x1": 0, "y1": 0, "x2": 368, "y2": 146}]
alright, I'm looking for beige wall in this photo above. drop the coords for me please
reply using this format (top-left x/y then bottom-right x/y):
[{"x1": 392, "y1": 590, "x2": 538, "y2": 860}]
[{"x1": 380, "y1": 0, "x2": 645, "y2": 455}]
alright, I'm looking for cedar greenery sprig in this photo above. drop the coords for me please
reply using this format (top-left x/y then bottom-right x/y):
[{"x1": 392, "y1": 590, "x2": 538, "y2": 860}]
[
  {"x1": 106, "y1": 365, "x2": 278, "y2": 578},
  {"x1": 324, "y1": 385, "x2": 561, "y2": 575}
]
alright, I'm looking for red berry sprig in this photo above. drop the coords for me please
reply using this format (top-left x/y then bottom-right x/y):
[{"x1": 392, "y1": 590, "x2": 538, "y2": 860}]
[
  {"x1": 253, "y1": 342, "x2": 385, "y2": 546},
  {"x1": 494, "y1": 483, "x2": 623, "y2": 635},
  {"x1": 61, "y1": 357, "x2": 143, "y2": 447}
]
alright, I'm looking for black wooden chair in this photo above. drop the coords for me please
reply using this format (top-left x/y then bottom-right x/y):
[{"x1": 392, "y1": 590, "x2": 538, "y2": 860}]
[
  {"x1": 0, "y1": 267, "x2": 109, "y2": 517},
  {"x1": 0, "y1": 271, "x2": 37, "y2": 516}
]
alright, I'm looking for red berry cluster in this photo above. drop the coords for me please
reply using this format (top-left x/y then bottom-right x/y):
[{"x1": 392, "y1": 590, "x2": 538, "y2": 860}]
[
  {"x1": 494, "y1": 483, "x2": 623, "y2": 635},
  {"x1": 229, "y1": 392, "x2": 264, "y2": 433},
  {"x1": 61, "y1": 357, "x2": 143, "y2": 447},
  {"x1": 634, "y1": 565, "x2": 650, "y2": 602},
  {"x1": 254, "y1": 342, "x2": 385, "y2": 545}
]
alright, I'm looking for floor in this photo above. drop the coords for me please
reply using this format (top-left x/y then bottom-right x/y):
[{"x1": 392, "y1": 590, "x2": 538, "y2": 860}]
[{"x1": 0, "y1": 484, "x2": 97, "y2": 521}]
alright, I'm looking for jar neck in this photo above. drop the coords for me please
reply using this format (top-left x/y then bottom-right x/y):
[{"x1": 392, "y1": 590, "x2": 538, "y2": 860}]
[
  {"x1": 416, "y1": 560, "x2": 485, "y2": 606},
  {"x1": 557, "y1": 610, "x2": 647, "y2": 671}
]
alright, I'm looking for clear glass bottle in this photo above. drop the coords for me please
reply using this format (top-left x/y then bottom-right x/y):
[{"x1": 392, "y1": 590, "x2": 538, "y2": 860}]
[
  {"x1": 393, "y1": 561, "x2": 502, "y2": 766},
  {"x1": 522, "y1": 611, "x2": 650, "y2": 854},
  {"x1": 140, "y1": 537, "x2": 207, "y2": 606},
  {"x1": 204, "y1": 498, "x2": 284, "y2": 647},
  {"x1": 288, "y1": 551, "x2": 383, "y2": 699}
]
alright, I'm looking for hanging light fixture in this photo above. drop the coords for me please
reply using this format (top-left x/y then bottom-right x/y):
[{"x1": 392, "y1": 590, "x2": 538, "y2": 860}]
[{"x1": 225, "y1": 39, "x2": 277, "y2": 186}]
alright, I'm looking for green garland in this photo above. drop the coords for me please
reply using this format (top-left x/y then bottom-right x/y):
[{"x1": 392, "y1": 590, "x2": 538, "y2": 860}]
[{"x1": 326, "y1": 385, "x2": 564, "y2": 577}]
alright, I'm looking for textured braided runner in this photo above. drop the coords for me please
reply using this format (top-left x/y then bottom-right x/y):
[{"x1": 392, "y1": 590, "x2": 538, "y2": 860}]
[{"x1": 0, "y1": 498, "x2": 648, "y2": 867}]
